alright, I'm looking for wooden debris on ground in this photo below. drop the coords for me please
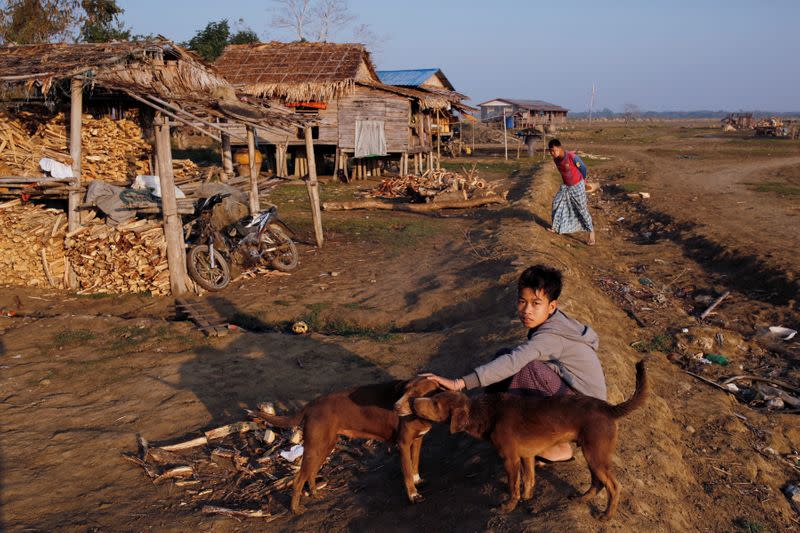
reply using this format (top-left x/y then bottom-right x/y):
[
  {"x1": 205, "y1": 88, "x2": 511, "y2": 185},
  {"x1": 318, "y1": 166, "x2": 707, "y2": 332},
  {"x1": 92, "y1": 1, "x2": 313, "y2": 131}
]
[
  {"x1": 127, "y1": 411, "x2": 379, "y2": 520},
  {"x1": 368, "y1": 165, "x2": 490, "y2": 201}
]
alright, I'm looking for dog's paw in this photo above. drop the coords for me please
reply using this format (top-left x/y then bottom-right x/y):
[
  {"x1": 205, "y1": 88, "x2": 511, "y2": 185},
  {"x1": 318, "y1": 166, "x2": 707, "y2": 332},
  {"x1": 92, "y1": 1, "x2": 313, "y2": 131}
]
[
  {"x1": 408, "y1": 492, "x2": 425, "y2": 504},
  {"x1": 599, "y1": 513, "x2": 613, "y2": 522}
]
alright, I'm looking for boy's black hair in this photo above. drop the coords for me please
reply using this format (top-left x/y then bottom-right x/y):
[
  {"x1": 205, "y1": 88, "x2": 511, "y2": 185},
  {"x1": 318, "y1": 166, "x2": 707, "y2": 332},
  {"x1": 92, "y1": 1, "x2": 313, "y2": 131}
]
[
  {"x1": 518, "y1": 264, "x2": 562, "y2": 301},
  {"x1": 547, "y1": 138, "x2": 561, "y2": 149}
]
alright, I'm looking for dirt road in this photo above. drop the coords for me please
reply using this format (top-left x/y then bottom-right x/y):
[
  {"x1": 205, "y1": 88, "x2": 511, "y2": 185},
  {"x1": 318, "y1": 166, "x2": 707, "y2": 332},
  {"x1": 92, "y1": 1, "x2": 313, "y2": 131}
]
[{"x1": 2, "y1": 126, "x2": 799, "y2": 531}]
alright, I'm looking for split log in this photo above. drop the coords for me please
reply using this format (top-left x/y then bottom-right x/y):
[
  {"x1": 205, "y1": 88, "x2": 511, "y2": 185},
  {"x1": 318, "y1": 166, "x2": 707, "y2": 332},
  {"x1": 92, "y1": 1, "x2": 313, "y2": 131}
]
[
  {"x1": 158, "y1": 436, "x2": 208, "y2": 452},
  {"x1": 205, "y1": 421, "x2": 260, "y2": 441},
  {"x1": 323, "y1": 194, "x2": 508, "y2": 212},
  {"x1": 153, "y1": 466, "x2": 194, "y2": 484}
]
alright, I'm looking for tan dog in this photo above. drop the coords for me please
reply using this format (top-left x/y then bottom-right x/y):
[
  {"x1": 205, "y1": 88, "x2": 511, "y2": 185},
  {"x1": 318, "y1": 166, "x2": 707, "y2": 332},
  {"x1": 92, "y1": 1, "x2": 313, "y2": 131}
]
[
  {"x1": 258, "y1": 377, "x2": 439, "y2": 513},
  {"x1": 412, "y1": 361, "x2": 647, "y2": 520}
]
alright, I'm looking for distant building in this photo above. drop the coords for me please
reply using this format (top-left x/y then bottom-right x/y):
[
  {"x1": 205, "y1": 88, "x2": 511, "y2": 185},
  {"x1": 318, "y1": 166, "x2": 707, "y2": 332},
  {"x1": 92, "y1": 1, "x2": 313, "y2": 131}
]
[{"x1": 477, "y1": 98, "x2": 568, "y2": 128}]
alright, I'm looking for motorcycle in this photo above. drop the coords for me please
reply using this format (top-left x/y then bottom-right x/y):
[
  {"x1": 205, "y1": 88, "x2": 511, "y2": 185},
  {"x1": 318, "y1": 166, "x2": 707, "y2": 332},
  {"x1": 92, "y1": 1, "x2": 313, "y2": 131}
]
[{"x1": 184, "y1": 193, "x2": 298, "y2": 291}]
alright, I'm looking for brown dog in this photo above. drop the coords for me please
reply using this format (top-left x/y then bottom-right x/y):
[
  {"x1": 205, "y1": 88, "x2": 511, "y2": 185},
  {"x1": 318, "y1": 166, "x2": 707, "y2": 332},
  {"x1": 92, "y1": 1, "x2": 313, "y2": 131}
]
[
  {"x1": 257, "y1": 377, "x2": 439, "y2": 513},
  {"x1": 412, "y1": 360, "x2": 647, "y2": 520}
]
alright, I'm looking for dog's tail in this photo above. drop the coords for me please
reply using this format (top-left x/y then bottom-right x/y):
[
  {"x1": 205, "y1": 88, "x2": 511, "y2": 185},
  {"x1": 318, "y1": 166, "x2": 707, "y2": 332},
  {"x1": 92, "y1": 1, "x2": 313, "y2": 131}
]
[
  {"x1": 604, "y1": 360, "x2": 648, "y2": 419},
  {"x1": 257, "y1": 409, "x2": 305, "y2": 428}
]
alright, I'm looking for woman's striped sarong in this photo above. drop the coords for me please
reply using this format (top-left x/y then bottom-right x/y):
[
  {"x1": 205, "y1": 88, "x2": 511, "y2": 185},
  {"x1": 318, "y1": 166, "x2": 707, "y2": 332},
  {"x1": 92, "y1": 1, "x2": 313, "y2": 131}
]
[{"x1": 551, "y1": 180, "x2": 593, "y2": 234}]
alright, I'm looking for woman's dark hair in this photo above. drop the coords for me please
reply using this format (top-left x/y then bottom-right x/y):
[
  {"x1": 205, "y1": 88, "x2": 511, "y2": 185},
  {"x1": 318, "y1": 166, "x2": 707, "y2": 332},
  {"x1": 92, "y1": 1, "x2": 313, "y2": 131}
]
[
  {"x1": 547, "y1": 138, "x2": 562, "y2": 149},
  {"x1": 518, "y1": 264, "x2": 562, "y2": 301}
]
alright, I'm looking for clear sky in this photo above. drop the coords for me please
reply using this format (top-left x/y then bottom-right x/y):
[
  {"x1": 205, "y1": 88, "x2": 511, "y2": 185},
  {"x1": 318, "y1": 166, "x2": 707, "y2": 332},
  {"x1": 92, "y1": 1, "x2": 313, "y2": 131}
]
[{"x1": 119, "y1": 0, "x2": 800, "y2": 112}]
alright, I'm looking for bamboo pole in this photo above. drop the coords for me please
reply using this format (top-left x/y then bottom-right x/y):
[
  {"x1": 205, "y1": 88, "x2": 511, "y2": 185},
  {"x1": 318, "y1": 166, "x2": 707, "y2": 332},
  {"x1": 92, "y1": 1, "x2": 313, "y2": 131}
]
[
  {"x1": 68, "y1": 78, "x2": 82, "y2": 233},
  {"x1": 154, "y1": 113, "x2": 188, "y2": 296},
  {"x1": 304, "y1": 126, "x2": 324, "y2": 248},
  {"x1": 247, "y1": 126, "x2": 259, "y2": 214}
]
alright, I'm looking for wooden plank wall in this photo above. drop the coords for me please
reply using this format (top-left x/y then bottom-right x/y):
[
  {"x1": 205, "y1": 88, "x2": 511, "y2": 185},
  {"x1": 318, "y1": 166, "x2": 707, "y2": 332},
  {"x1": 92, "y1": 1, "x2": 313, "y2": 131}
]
[{"x1": 337, "y1": 86, "x2": 410, "y2": 153}]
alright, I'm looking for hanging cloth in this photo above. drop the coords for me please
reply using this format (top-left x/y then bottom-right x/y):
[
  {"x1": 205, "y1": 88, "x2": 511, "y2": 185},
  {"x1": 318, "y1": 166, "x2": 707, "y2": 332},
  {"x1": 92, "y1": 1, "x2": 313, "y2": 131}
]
[{"x1": 355, "y1": 120, "x2": 387, "y2": 158}]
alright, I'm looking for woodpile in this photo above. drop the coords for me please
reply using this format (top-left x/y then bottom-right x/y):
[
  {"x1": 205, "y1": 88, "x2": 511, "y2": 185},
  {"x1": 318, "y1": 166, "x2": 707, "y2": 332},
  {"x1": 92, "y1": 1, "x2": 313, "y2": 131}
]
[
  {"x1": 0, "y1": 200, "x2": 68, "y2": 289},
  {"x1": 126, "y1": 407, "x2": 377, "y2": 521},
  {"x1": 0, "y1": 200, "x2": 171, "y2": 295},
  {"x1": 65, "y1": 218, "x2": 171, "y2": 296},
  {"x1": 0, "y1": 111, "x2": 151, "y2": 185},
  {"x1": 369, "y1": 165, "x2": 490, "y2": 201}
]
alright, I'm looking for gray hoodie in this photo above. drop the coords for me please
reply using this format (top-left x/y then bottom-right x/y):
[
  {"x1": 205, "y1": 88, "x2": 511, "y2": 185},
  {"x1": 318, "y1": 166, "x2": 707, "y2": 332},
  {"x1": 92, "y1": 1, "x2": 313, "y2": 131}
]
[{"x1": 461, "y1": 310, "x2": 607, "y2": 400}]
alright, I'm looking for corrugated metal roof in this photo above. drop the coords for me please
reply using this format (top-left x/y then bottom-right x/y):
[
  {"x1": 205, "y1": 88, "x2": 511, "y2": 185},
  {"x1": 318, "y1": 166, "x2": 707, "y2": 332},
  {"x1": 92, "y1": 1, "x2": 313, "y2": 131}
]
[
  {"x1": 477, "y1": 98, "x2": 568, "y2": 112},
  {"x1": 376, "y1": 68, "x2": 439, "y2": 87}
]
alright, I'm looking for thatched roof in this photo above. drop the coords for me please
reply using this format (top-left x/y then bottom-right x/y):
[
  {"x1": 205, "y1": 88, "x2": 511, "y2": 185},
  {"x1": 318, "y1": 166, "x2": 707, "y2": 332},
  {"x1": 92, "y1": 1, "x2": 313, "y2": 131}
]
[
  {"x1": 216, "y1": 41, "x2": 377, "y2": 102},
  {"x1": 0, "y1": 40, "x2": 306, "y2": 130},
  {"x1": 0, "y1": 40, "x2": 227, "y2": 99}
]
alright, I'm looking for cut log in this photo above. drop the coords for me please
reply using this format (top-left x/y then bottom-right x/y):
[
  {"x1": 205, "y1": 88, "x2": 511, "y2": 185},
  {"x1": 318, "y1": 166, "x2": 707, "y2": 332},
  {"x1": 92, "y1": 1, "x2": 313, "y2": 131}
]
[{"x1": 323, "y1": 194, "x2": 508, "y2": 212}]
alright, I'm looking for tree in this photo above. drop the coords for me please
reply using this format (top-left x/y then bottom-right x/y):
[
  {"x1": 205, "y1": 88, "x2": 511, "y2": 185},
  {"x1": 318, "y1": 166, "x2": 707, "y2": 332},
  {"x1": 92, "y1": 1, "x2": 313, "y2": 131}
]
[
  {"x1": 312, "y1": 0, "x2": 353, "y2": 41},
  {"x1": 623, "y1": 103, "x2": 641, "y2": 123},
  {"x1": 80, "y1": 0, "x2": 130, "y2": 42},
  {"x1": 229, "y1": 29, "x2": 259, "y2": 45},
  {"x1": 0, "y1": 0, "x2": 81, "y2": 44},
  {"x1": 186, "y1": 20, "x2": 231, "y2": 62},
  {"x1": 185, "y1": 19, "x2": 261, "y2": 62},
  {"x1": 270, "y1": 0, "x2": 372, "y2": 44},
  {"x1": 271, "y1": 0, "x2": 311, "y2": 41}
]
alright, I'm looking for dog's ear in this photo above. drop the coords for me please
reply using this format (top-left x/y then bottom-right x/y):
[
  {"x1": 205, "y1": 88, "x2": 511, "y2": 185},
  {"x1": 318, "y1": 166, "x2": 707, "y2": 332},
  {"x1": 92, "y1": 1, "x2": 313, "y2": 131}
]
[{"x1": 449, "y1": 405, "x2": 469, "y2": 434}]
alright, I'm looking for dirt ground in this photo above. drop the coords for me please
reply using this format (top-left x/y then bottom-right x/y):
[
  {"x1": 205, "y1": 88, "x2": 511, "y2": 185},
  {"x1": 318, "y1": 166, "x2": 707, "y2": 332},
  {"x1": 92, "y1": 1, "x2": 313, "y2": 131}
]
[{"x1": 2, "y1": 121, "x2": 800, "y2": 532}]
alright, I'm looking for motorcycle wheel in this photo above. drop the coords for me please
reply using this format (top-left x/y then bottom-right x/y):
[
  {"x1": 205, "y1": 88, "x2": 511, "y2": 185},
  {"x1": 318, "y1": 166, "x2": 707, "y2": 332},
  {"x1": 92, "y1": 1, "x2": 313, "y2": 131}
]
[
  {"x1": 265, "y1": 226, "x2": 299, "y2": 272},
  {"x1": 187, "y1": 245, "x2": 230, "y2": 291}
]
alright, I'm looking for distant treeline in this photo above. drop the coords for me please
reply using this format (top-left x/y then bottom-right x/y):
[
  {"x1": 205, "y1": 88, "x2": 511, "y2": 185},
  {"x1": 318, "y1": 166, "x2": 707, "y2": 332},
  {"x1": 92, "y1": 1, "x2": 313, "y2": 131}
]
[{"x1": 570, "y1": 109, "x2": 800, "y2": 119}]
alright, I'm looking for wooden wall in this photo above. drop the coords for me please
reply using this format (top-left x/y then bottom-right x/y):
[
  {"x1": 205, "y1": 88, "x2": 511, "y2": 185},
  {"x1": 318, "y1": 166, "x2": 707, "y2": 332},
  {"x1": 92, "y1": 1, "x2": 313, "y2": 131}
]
[
  {"x1": 337, "y1": 86, "x2": 410, "y2": 153},
  {"x1": 226, "y1": 86, "x2": 416, "y2": 154}
]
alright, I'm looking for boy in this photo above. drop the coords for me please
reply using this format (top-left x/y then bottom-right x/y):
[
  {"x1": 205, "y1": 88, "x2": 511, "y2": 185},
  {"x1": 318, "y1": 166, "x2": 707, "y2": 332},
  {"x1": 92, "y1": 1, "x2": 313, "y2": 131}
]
[
  {"x1": 547, "y1": 139, "x2": 596, "y2": 246},
  {"x1": 423, "y1": 264, "x2": 607, "y2": 462}
]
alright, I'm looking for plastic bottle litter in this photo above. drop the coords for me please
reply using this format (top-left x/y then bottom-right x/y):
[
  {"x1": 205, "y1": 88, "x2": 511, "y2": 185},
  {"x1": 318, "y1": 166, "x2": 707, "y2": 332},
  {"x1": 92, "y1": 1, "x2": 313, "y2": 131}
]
[{"x1": 704, "y1": 354, "x2": 729, "y2": 366}]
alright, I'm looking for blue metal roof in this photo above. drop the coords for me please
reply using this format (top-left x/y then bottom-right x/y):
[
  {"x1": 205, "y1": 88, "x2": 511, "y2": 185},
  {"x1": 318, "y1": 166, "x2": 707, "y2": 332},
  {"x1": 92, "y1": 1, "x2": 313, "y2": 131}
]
[{"x1": 376, "y1": 68, "x2": 440, "y2": 87}]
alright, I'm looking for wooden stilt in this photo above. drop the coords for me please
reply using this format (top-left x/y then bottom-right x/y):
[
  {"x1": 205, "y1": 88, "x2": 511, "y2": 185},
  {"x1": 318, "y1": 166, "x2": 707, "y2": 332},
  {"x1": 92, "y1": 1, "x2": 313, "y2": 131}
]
[
  {"x1": 334, "y1": 149, "x2": 340, "y2": 179},
  {"x1": 154, "y1": 113, "x2": 188, "y2": 296},
  {"x1": 68, "y1": 78, "x2": 82, "y2": 233},
  {"x1": 304, "y1": 126, "x2": 323, "y2": 248},
  {"x1": 221, "y1": 125, "x2": 234, "y2": 177},
  {"x1": 246, "y1": 126, "x2": 259, "y2": 214}
]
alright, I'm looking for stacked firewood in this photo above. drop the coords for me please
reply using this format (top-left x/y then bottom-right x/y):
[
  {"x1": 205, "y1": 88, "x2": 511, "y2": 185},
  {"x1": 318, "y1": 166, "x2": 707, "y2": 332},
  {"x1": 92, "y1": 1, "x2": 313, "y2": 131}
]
[
  {"x1": 0, "y1": 200, "x2": 68, "y2": 289},
  {"x1": 127, "y1": 405, "x2": 376, "y2": 521},
  {"x1": 38, "y1": 113, "x2": 152, "y2": 185},
  {"x1": 0, "y1": 111, "x2": 152, "y2": 185},
  {"x1": 0, "y1": 201, "x2": 171, "y2": 295},
  {"x1": 370, "y1": 165, "x2": 489, "y2": 202},
  {"x1": 64, "y1": 218, "x2": 171, "y2": 295}
]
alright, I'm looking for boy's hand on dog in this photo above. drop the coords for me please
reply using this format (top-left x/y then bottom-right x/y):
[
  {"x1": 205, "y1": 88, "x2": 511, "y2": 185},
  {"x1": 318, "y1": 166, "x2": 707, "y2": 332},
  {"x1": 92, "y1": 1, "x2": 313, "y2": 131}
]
[{"x1": 419, "y1": 373, "x2": 464, "y2": 391}]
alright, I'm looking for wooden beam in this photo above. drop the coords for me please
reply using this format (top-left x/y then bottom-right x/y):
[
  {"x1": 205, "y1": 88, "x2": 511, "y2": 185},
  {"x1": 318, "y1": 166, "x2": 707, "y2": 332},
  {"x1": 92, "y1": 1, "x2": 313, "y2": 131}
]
[
  {"x1": 154, "y1": 113, "x2": 188, "y2": 296},
  {"x1": 68, "y1": 78, "x2": 82, "y2": 233},
  {"x1": 304, "y1": 126, "x2": 323, "y2": 248},
  {"x1": 247, "y1": 126, "x2": 259, "y2": 214}
]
